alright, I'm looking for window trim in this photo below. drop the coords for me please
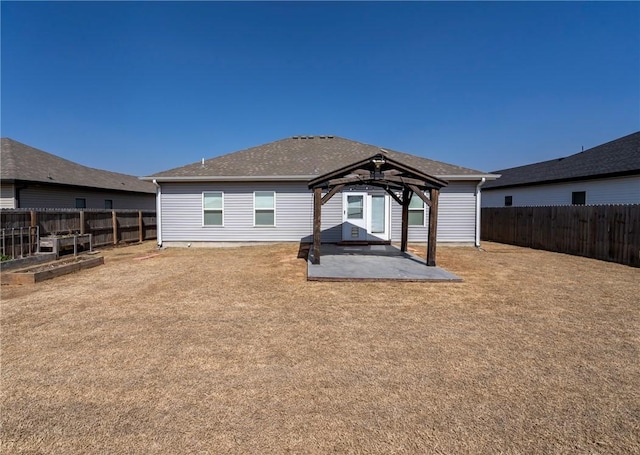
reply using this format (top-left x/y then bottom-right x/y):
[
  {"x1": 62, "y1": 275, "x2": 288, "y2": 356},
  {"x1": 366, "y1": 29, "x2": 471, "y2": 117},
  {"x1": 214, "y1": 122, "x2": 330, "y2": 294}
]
[
  {"x1": 408, "y1": 192, "x2": 426, "y2": 226},
  {"x1": 202, "y1": 191, "x2": 224, "y2": 227},
  {"x1": 253, "y1": 191, "x2": 276, "y2": 227}
]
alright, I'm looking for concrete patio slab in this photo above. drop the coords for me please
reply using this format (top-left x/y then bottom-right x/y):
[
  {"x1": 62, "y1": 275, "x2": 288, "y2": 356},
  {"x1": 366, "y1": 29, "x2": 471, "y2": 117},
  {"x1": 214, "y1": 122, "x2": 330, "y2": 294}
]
[{"x1": 307, "y1": 244, "x2": 463, "y2": 282}]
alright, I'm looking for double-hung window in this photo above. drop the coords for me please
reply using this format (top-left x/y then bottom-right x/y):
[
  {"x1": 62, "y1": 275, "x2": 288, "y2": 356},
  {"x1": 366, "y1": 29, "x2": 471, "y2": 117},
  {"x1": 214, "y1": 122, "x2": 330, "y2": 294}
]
[
  {"x1": 203, "y1": 192, "x2": 223, "y2": 226},
  {"x1": 254, "y1": 191, "x2": 275, "y2": 226},
  {"x1": 408, "y1": 192, "x2": 425, "y2": 226}
]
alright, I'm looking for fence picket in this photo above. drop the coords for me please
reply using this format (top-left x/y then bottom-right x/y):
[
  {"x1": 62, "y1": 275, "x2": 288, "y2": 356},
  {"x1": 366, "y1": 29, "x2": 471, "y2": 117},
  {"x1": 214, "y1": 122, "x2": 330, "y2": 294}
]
[{"x1": 1, "y1": 209, "x2": 157, "y2": 255}]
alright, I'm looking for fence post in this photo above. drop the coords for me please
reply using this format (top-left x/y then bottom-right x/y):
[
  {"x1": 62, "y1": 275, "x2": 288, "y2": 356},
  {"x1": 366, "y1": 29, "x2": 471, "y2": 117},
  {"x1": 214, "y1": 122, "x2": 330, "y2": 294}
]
[
  {"x1": 112, "y1": 210, "x2": 118, "y2": 245},
  {"x1": 30, "y1": 210, "x2": 37, "y2": 254},
  {"x1": 138, "y1": 210, "x2": 144, "y2": 243},
  {"x1": 80, "y1": 210, "x2": 86, "y2": 235}
]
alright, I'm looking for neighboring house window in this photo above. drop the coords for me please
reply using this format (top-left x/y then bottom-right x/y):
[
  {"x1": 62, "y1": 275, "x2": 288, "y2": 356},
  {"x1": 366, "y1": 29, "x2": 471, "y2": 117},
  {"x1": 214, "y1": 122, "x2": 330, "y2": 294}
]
[
  {"x1": 572, "y1": 191, "x2": 586, "y2": 205},
  {"x1": 203, "y1": 192, "x2": 224, "y2": 226},
  {"x1": 408, "y1": 192, "x2": 425, "y2": 226},
  {"x1": 504, "y1": 196, "x2": 513, "y2": 207},
  {"x1": 104, "y1": 199, "x2": 113, "y2": 209},
  {"x1": 75, "y1": 198, "x2": 86, "y2": 209},
  {"x1": 254, "y1": 191, "x2": 275, "y2": 226}
]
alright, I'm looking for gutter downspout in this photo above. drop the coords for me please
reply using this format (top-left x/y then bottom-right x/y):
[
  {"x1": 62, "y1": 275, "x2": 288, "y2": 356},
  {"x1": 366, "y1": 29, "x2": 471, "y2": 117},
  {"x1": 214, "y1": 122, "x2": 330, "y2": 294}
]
[
  {"x1": 152, "y1": 179, "x2": 162, "y2": 247},
  {"x1": 475, "y1": 178, "x2": 486, "y2": 248}
]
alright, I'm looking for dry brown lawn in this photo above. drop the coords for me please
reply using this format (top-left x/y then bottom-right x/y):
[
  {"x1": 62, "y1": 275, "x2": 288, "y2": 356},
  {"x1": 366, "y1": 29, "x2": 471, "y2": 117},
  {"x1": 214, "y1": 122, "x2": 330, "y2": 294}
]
[{"x1": 1, "y1": 241, "x2": 639, "y2": 454}]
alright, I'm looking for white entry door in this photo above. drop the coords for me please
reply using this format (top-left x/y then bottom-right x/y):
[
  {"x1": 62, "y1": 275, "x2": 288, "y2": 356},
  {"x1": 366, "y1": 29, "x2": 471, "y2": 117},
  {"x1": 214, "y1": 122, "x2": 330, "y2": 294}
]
[{"x1": 342, "y1": 192, "x2": 368, "y2": 241}]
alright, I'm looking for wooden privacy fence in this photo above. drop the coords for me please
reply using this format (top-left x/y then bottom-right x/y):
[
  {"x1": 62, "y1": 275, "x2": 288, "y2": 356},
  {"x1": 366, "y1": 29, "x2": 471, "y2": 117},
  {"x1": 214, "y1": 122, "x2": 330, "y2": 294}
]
[
  {"x1": 1, "y1": 209, "x2": 157, "y2": 249},
  {"x1": 481, "y1": 205, "x2": 640, "y2": 267}
]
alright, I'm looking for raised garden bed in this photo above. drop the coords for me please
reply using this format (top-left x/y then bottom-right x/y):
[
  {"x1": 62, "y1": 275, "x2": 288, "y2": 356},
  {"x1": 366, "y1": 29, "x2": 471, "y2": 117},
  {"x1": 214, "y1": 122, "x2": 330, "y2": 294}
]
[
  {"x1": 0, "y1": 253, "x2": 58, "y2": 272},
  {"x1": 1, "y1": 255, "x2": 104, "y2": 285}
]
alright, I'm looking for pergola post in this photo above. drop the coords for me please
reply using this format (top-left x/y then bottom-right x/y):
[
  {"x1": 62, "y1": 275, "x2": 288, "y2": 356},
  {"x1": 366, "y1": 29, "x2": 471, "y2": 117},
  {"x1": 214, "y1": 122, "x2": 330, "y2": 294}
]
[
  {"x1": 312, "y1": 187, "x2": 322, "y2": 264},
  {"x1": 400, "y1": 188, "x2": 410, "y2": 252},
  {"x1": 427, "y1": 188, "x2": 440, "y2": 266}
]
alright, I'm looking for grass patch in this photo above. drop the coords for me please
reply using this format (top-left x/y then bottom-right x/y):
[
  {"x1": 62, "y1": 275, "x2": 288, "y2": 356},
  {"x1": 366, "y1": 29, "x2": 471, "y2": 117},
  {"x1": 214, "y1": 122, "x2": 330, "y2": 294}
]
[{"x1": 2, "y1": 241, "x2": 639, "y2": 454}]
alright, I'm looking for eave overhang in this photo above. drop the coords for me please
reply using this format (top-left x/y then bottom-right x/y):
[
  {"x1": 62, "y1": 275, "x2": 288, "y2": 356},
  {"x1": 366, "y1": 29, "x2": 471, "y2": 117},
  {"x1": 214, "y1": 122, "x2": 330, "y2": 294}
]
[
  {"x1": 141, "y1": 173, "x2": 499, "y2": 184},
  {"x1": 482, "y1": 170, "x2": 639, "y2": 191}
]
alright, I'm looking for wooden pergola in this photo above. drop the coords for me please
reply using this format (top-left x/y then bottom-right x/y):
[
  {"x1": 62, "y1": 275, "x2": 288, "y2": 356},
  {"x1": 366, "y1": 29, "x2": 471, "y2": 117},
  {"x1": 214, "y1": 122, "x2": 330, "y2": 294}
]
[{"x1": 308, "y1": 152, "x2": 448, "y2": 266}]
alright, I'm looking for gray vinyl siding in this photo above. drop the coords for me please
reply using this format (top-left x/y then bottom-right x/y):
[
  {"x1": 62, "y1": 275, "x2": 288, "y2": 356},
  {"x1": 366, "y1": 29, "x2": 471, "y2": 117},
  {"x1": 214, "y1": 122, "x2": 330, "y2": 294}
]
[
  {"x1": 482, "y1": 175, "x2": 640, "y2": 207},
  {"x1": 437, "y1": 182, "x2": 478, "y2": 242},
  {"x1": 390, "y1": 181, "x2": 477, "y2": 243},
  {"x1": 16, "y1": 185, "x2": 155, "y2": 209},
  {"x1": 1, "y1": 183, "x2": 16, "y2": 209},
  {"x1": 161, "y1": 181, "x2": 317, "y2": 242},
  {"x1": 320, "y1": 191, "x2": 343, "y2": 243},
  {"x1": 160, "y1": 180, "x2": 479, "y2": 244}
]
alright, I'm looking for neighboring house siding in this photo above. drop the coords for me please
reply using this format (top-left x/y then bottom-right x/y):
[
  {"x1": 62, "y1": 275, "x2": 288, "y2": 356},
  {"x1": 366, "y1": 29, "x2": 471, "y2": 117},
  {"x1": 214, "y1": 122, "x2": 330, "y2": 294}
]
[
  {"x1": 1, "y1": 183, "x2": 16, "y2": 209},
  {"x1": 390, "y1": 181, "x2": 477, "y2": 243},
  {"x1": 160, "y1": 180, "x2": 478, "y2": 244},
  {"x1": 17, "y1": 185, "x2": 156, "y2": 209},
  {"x1": 482, "y1": 175, "x2": 640, "y2": 207}
]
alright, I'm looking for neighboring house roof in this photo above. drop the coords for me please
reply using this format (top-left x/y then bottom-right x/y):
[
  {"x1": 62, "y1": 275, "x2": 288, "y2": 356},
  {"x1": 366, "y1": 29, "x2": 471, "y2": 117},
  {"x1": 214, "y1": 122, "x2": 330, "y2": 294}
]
[
  {"x1": 145, "y1": 135, "x2": 496, "y2": 181},
  {"x1": 1, "y1": 138, "x2": 156, "y2": 194},
  {"x1": 483, "y1": 131, "x2": 640, "y2": 190}
]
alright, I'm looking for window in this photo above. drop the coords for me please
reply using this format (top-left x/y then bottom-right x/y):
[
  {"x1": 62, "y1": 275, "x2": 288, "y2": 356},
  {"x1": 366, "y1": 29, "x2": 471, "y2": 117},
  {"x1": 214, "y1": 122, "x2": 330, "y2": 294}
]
[
  {"x1": 371, "y1": 195, "x2": 386, "y2": 233},
  {"x1": 203, "y1": 192, "x2": 223, "y2": 226},
  {"x1": 408, "y1": 192, "x2": 425, "y2": 226},
  {"x1": 572, "y1": 191, "x2": 586, "y2": 205},
  {"x1": 254, "y1": 191, "x2": 275, "y2": 226},
  {"x1": 75, "y1": 198, "x2": 86, "y2": 209},
  {"x1": 346, "y1": 195, "x2": 364, "y2": 219},
  {"x1": 504, "y1": 196, "x2": 513, "y2": 207},
  {"x1": 104, "y1": 199, "x2": 113, "y2": 209}
]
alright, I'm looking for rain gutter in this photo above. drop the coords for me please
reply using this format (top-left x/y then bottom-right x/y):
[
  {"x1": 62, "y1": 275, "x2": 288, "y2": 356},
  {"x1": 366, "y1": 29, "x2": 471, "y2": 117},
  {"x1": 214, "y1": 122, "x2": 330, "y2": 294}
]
[
  {"x1": 152, "y1": 179, "x2": 162, "y2": 247},
  {"x1": 475, "y1": 178, "x2": 486, "y2": 247}
]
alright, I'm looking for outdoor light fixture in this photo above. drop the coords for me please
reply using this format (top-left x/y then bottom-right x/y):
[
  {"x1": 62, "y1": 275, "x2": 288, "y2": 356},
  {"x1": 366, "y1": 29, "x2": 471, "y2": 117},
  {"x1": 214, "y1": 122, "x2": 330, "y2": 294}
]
[{"x1": 371, "y1": 157, "x2": 385, "y2": 179}]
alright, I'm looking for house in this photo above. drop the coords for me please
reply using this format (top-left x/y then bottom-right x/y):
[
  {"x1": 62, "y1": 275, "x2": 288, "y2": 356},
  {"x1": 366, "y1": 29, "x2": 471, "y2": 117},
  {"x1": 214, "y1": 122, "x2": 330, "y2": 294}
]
[
  {"x1": 143, "y1": 136, "x2": 498, "y2": 249},
  {"x1": 1, "y1": 138, "x2": 156, "y2": 210},
  {"x1": 482, "y1": 131, "x2": 640, "y2": 207}
]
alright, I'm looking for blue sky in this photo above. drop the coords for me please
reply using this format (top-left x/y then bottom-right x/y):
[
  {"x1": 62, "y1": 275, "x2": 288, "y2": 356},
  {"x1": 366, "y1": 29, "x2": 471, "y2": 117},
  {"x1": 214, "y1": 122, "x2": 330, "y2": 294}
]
[{"x1": 2, "y1": 1, "x2": 638, "y2": 176}]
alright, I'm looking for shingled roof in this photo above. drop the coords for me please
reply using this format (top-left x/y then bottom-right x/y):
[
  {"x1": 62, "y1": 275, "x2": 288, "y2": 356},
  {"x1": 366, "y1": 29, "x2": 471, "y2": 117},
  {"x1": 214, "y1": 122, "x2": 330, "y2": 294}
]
[
  {"x1": 145, "y1": 136, "x2": 494, "y2": 181},
  {"x1": 1, "y1": 138, "x2": 155, "y2": 194},
  {"x1": 483, "y1": 131, "x2": 640, "y2": 190}
]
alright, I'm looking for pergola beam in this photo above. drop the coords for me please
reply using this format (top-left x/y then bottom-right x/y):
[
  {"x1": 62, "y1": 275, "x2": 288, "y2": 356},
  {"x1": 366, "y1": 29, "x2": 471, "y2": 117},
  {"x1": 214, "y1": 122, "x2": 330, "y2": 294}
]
[
  {"x1": 321, "y1": 184, "x2": 345, "y2": 205},
  {"x1": 426, "y1": 188, "x2": 440, "y2": 266},
  {"x1": 327, "y1": 175, "x2": 366, "y2": 186},
  {"x1": 400, "y1": 188, "x2": 410, "y2": 252},
  {"x1": 408, "y1": 184, "x2": 432, "y2": 208},
  {"x1": 383, "y1": 175, "x2": 434, "y2": 187},
  {"x1": 384, "y1": 188, "x2": 403, "y2": 206},
  {"x1": 312, "y1": 187, "x2": 322, "y2": 264}
]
